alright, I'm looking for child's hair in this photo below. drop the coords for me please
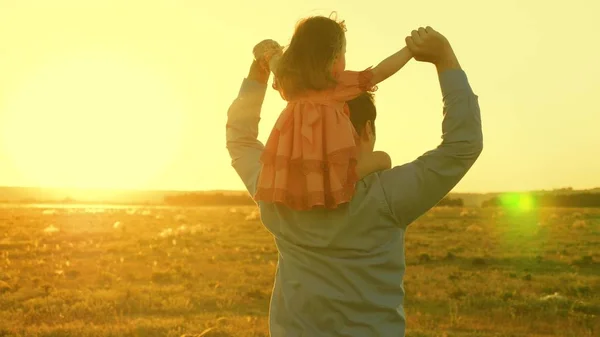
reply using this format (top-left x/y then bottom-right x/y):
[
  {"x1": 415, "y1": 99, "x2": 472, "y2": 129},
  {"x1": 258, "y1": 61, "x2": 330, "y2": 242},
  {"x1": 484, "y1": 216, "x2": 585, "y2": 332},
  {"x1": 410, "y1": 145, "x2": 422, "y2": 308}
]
[{"x1": 274, "y1": 13, "x2": 347, "y2": 99}]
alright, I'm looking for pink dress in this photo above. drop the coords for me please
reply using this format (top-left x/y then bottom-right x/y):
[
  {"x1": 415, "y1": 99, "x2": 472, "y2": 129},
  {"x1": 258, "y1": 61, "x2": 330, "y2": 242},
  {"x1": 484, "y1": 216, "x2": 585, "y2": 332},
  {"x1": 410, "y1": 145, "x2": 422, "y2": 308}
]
[{"x1": 254, "y1": 68, "x2": 376, "y2": 210}]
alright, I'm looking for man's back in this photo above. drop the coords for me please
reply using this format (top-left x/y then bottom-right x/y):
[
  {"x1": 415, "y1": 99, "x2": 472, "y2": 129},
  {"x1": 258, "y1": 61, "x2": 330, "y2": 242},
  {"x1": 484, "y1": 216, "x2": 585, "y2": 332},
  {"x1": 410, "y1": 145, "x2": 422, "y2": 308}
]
[{"x1": 261, "y1": 173, "x2": 407, "y2": 336}]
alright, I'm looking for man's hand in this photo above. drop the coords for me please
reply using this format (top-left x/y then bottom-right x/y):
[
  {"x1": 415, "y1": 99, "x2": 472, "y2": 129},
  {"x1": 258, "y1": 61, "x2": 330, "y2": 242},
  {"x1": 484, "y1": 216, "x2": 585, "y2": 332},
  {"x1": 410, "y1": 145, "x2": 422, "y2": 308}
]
[
  {"x1": 247, "y1": 59, "x2": 270, "y2": 84},
  {"x1": 247, "y1": 39, "x2": 282, "y2": 84},
  {"x1": 253, "y1": 39, "x2": 282, "y2": 65},
  {"x1": 405, "y1": 27, "x2": 461, "y2": 73}
]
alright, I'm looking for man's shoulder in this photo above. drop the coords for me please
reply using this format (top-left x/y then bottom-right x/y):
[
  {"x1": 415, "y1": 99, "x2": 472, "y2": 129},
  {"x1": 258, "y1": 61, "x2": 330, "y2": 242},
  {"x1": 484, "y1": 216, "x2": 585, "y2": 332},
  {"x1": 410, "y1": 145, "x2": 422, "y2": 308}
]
[{"x1": 351, "y1": 172, "x2": 394, "y2": 215}]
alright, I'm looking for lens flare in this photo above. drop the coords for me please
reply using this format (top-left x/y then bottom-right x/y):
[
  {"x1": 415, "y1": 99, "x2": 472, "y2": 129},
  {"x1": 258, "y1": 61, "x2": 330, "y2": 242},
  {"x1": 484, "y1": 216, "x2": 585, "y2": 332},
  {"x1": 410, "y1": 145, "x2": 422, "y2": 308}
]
[
  {"x1": 499, "y1": 193, "x2": 537, "y2": 213},
  {"x1": 495, "y1": 193, "x2": 546, "y2": 258}
]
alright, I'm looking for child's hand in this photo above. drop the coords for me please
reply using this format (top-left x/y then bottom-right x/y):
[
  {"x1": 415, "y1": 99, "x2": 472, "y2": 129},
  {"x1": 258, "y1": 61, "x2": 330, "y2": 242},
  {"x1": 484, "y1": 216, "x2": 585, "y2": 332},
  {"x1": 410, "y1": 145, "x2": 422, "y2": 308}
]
[{"x1": 253, "y1": 39, "x2": 282, "y2": 63}]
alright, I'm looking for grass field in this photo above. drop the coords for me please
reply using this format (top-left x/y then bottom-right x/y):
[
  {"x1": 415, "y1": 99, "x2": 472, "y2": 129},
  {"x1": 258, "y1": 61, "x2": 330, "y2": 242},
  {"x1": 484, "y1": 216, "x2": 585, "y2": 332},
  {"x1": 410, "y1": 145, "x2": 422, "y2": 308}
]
[{"x1": 0, "y1": 204, "x2": 598, "y2": 337}]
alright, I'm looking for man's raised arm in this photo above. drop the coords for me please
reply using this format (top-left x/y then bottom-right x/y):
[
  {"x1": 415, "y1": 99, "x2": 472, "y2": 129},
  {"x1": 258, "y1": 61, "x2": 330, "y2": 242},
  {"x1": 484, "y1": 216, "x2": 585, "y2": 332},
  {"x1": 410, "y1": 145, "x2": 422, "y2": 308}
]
[
  {"x1": 226, "y1": 58, "x2": 270, "y2": 196},
  {"x1": 381, "y1": 27, "x2": 484, "y2": 227}
]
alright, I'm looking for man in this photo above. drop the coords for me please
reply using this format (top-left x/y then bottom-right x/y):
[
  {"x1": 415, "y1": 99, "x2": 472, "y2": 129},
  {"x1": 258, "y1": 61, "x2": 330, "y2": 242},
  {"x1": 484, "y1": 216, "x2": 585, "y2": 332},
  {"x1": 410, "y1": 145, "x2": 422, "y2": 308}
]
[{"x1": 225, "y1": 27, "x2": 482, "y2": 336}]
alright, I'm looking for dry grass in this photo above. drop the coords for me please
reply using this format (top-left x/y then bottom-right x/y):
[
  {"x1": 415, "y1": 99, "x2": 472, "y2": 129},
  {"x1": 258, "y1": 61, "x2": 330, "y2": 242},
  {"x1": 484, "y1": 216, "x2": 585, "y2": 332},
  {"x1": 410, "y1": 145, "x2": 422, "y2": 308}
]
[{"x1": 0, "y1": 205, "x2": 598, "y2": 337}]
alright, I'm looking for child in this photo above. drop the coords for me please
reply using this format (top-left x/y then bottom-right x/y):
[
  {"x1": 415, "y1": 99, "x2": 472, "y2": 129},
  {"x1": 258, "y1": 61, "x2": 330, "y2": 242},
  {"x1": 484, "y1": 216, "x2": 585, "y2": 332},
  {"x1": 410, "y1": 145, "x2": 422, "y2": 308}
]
[{"x1": 253, "y1": 15, "x2": 413, "y2": 211}]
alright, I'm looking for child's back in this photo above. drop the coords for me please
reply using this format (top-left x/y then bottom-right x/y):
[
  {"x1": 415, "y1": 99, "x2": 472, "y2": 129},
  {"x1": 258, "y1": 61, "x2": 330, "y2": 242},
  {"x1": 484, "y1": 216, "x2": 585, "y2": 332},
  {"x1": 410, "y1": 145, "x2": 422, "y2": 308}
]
[{"x1": 254, "y1": 15, "x2": 412, "y2": 211}]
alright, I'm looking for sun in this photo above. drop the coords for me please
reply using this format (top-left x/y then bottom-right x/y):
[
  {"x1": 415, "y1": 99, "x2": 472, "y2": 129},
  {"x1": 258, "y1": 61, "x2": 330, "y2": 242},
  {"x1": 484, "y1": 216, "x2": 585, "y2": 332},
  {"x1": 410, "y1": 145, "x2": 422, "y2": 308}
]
[{"x1": 0, "y1": 51, "x2": 185, "y2": 189}]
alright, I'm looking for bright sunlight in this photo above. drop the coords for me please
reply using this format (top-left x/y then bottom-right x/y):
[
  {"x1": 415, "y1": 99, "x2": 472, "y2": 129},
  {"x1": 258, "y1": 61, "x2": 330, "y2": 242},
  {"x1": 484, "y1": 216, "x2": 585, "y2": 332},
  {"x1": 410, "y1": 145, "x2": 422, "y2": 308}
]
[{"x1": 0, "y1": 51, "x2": 184, "y2": 189}]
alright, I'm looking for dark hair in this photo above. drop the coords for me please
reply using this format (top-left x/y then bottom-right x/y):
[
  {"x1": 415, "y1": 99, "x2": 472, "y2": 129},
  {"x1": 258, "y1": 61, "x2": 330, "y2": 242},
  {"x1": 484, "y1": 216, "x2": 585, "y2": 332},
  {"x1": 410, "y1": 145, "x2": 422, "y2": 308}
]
[
  {"x1": 274, "y1": 14, "x2": 347, "y2": 99},
  {"x1": 347, "y1": 92, "x2": 377, "y2": 136}
]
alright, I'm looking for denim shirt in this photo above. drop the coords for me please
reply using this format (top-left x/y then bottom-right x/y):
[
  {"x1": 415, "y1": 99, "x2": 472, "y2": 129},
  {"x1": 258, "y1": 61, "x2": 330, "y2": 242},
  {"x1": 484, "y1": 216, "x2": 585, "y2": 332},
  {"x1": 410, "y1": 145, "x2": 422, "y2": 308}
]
[{"x1": 226, "y1": 69, "x2": 482, "y2": 336}]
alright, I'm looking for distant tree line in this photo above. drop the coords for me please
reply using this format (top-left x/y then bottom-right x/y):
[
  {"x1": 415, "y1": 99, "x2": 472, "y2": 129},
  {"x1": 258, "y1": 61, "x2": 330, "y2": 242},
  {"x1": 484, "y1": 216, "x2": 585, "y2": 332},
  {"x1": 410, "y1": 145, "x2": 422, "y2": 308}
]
[
  {"x1": 163, "y1": 193, "x2": 255, "y2": 206},
  {"x1": 482, "y1": 192, "x2": 600, "y2": 208},
  {"x1": 436, "y1": 196, "x2": 464, "y2": 207}
]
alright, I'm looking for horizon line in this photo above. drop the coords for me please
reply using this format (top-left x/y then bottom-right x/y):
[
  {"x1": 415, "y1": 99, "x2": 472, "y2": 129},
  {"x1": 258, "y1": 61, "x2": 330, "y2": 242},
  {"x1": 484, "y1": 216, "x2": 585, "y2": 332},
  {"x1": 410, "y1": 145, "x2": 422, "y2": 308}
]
[{"x1": 1, "y1": 185, "x2": 598, "y2": 196}]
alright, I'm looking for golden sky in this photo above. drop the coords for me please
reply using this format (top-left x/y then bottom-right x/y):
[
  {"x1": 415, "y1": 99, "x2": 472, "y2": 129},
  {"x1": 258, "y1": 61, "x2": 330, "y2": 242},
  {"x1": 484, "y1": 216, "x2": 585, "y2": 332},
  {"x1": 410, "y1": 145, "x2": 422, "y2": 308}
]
[{"x1": 0, "y1": 0, "x2": 598, "y2": 193}]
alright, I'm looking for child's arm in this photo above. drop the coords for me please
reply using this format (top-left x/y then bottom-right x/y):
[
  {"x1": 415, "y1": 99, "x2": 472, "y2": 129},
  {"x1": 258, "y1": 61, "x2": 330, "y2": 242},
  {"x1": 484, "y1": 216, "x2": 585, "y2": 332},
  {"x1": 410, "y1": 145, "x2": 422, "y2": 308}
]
[
  {"x1": 356, "y1": 151, "x2": 392, "y2": 179},
  {"x1": 268, "y1": 54, "x2": 282, "y2": 75},
  {"x1": 371, "y1": 47, "x2": 413, "y2": 85}
]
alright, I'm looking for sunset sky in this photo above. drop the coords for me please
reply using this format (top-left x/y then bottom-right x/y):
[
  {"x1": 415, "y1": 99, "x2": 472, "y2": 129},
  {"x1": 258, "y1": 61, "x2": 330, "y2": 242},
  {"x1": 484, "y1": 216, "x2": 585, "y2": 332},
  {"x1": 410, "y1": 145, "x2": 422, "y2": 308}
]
[{"x1": 0, "y1": 0, "x2": 598, "y2": 193}]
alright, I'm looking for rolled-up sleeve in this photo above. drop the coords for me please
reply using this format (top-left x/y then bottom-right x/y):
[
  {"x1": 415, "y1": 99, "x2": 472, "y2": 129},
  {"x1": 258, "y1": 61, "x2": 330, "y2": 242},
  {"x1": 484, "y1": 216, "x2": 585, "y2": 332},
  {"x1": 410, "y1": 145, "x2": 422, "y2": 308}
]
[
  {"x1": 381, "y1": 69, "x2": 483, "y2": 227},
  {"x1": 226, "y1": 79, "x2": 268, "y2": 196}
]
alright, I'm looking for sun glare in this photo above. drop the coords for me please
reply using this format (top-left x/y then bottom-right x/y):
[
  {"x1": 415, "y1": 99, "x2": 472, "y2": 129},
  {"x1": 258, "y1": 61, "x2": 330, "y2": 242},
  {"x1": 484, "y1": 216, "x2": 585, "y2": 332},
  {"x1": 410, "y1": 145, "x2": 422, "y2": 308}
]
[{"x1": 0, "y1": 52, "x2": 185, "y2": 189}]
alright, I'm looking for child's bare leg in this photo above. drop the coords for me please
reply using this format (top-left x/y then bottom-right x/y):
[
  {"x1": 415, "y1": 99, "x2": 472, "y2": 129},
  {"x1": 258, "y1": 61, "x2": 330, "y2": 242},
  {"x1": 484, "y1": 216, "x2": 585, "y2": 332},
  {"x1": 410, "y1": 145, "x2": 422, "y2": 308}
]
[{"x1": 356, "y1": 151, "x2": 392, "y2": 179}]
